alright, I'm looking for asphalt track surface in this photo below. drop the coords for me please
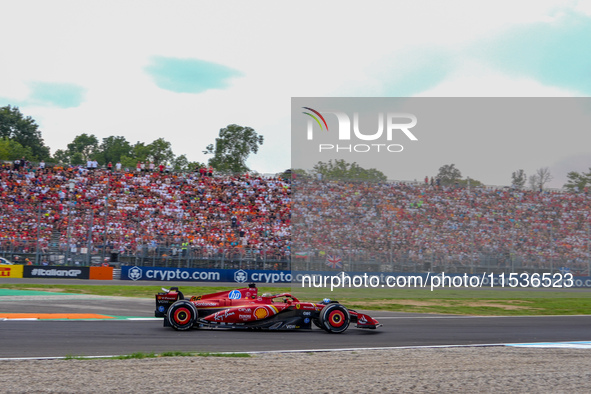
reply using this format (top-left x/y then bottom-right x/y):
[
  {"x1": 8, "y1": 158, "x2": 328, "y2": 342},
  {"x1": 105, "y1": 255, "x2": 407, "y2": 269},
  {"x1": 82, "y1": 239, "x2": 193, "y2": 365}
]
[{"x1": 1, "y1": 293, "x2": 591, "y2": 358}]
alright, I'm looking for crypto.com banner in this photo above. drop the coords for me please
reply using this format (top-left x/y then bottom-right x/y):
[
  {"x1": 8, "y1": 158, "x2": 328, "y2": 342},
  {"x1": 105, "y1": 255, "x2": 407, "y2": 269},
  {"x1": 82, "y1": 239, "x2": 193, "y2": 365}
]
[{"x1": 291, "y1": 98, "x2": 591, "y2": 297}]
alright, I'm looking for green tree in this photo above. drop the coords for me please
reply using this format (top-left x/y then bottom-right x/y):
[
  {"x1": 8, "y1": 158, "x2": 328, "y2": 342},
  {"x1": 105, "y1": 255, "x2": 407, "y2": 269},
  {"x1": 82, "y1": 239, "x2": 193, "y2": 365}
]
[
  {"x1": 511, "y1": 169, "x2": 527, "y2": 189},
  {"x1": 147, "y1": 138, "x2": 174, "y2": 165},
  {"x1": 0, "y1": 137, "x2": 34, "y2": 161},
  {"x1": 119, "y1": 141, "x2": 150, "y2": 168},
  {"x1": 119, "y1": 155, "x2": 137, "y2": 169},
  {"x1": 0, "y1": 105, "x2": 50, "y2": 159},
  {"x1": 171, "y1": 154, "x2": 189, "y2": 171},
  {"x1": 187, "y1": 161, "x2": 205, "y2": 172},
  {"x1": 66, "y1": 133, "x2": 99, "y2": 164},
  {"x1": 95, "y1": 136, "x2": 131, "y2": 165},
  {"x1": 204, "y1": 124, "x2": 264, "y2": 173},
  {"x1": 171, "y1": 154, "x2": 205, "y2": 172},
  {"x1": 564, "y1": 169, "x2": 591, "y2": 192},
  {"x1": 529, "y1": 167, "x2": 553, "y2": 190},
  {"x1": 436, "y1": 163, "x2": 462, "y2": 185},
  {"x1": 289, "y1": 168, "x2": 306, "y2": 176},
  {"x1": 313, "y1": 159, "x2": 387, "y2": 182},
  {"x1": 52, "y1": 149, "x2": 69, "y2": 165},
  {"x1": 131, "y1": 142, "x2": 150, "y2": 162},
  {"x1": 457, "y1": 177, "x2": 483, "y2": 188}
]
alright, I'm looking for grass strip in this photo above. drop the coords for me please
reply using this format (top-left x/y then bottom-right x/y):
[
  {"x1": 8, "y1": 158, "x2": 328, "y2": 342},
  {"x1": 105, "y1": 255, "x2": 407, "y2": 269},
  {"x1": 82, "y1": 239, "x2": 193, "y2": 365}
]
[
  {"x1": 2, "y1": 283, "x2": 590, "y2": 316},
  {"x1": 63, "y1": 351, "x2": 251, "y2": 360},
  {"x1": 0, "y1": 284, "x2": 286, "y2": 298}
]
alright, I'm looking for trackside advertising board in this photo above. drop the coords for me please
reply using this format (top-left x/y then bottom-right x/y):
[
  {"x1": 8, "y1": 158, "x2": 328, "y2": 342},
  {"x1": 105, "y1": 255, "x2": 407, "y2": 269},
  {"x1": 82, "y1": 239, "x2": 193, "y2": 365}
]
[
  {"x1": 0, "y1": 265, "x2": 24, "y2": 278},
  {"x1": 121, "y1": 266, "x2": 293, "y2": 284},
  {"x1": 120, "y1": 266, "x2": 591, "y2": 288},
  {"x1": 22, "y1": 266, "x2": 90, "y2": 279},
  {"x1": 0, "y1": 266, "x2": 111, "y2": 280}
]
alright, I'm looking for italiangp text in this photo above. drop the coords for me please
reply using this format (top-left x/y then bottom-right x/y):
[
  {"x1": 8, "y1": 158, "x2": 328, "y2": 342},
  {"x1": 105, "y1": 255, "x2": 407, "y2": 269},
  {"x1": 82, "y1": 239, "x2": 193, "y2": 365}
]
[{"x1": 300, "y1": 272, "x2": 577, "y2": 292}]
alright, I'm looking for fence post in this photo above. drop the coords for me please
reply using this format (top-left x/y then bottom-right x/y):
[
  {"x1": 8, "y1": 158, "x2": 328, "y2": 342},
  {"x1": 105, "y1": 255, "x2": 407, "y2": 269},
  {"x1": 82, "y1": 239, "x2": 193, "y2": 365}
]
[
  {"x1": 587, "y1": 221, "x2": 591, "y2": 276},
  {"x1": 66, "y1": 200, "x2": 72, "y2": 266},
  {"x1": 87, "y1": 209, "x2": 94, "y2": 266},
  {"x1": 102, "y1": 174, "x2": 110, "y2": 262},
  {"x1": 35, "y1": 203, "x2": 42, "y2": 265}
]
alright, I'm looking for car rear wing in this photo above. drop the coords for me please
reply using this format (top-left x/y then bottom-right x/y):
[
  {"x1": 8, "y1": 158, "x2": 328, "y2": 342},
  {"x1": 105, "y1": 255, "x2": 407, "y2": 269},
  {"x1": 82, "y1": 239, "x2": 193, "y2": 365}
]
[{"x1": 155, "y1": 287, "x2": 183, "y2": 317}]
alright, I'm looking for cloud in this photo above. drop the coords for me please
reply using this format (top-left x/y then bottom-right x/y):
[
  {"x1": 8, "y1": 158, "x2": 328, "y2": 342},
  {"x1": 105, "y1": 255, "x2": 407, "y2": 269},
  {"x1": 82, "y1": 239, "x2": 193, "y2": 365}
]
[
  {"x1": 27, "y1": 82, "x2": 86, "y2": 108},
  {"x1": 144, "y1": 57, "x2": 243, "y2": 94},
  {"x1": 353, "y1": 9, "x2": 591, "y2": 98},
  {"x1": 472, "y1": 11, "x2": 591, "y2": 95},
  {"x1": 0, "y1": 82, "x2": 86, "y2": 109},
  {"x1": 375, "y1": 49, "x2": 455, "y2": 97}
]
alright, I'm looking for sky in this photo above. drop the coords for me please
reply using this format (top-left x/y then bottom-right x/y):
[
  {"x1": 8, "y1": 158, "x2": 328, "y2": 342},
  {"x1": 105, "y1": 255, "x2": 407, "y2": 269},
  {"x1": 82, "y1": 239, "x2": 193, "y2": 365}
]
[{"x1": 1, "y1": 0, "x2": 591, "y2": 188}]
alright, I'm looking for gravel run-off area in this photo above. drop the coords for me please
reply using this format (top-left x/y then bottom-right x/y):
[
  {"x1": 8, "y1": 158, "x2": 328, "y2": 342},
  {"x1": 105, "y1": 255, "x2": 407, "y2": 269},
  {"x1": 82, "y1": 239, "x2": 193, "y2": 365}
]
[{"x1": 1, "y1": 347, "x2": 590, "y2": 393}]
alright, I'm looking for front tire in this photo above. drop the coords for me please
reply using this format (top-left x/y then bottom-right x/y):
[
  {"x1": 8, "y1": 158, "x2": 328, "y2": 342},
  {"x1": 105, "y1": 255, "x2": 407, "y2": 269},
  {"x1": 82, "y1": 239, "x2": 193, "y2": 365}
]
[
  {"x1": 319, "y1": 303, "x2": 350, "y2": 333},
  {"x1": 167, "y1": 300, "x2": 197, "y2": 331}
]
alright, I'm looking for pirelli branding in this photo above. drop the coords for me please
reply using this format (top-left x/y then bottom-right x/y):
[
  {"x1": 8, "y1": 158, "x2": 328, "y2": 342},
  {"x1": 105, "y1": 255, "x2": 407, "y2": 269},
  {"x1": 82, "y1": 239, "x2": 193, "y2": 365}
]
[{"x1": 0, "y1": 265, "x2": 24, "y2": 278}]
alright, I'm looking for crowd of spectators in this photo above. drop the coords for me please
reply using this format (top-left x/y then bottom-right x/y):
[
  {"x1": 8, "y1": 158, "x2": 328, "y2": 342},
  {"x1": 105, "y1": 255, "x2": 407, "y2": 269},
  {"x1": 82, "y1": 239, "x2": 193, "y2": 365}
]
[
  {"x1": 0, "y1": 161, "x2": 291, "y2": 262},
  {"x1": 2, "y1": 160, "x2": 591, "y2": 275},
  {"x1": 293, "y1": 179, "x2": 591, "y2": 275}
]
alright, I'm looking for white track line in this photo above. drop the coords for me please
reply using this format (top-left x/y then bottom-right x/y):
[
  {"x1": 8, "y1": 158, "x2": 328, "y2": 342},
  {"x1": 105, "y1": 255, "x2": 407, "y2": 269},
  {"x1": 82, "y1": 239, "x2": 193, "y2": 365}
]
[
  {"x1": 3, "y1": 341, "x2": 590, "y2": 361},
  {"x1": 506, "y1": 341, "x2": 591, "y2": 349},
  {"x1": 3, "y1": 315, "x2": 590, "y2": 322},
  {"x1": 1, "y1": 317, "x2": 160, "y2": 321},
  {"x1": 373, "y1": 314, "x2": 591, "y2": 319},
  {"x1": 215, "y1": 341, "x2": 591, "y2": 354},
  {"x1": 0, "y1": 355, "x2": 120, "y2": 361}
]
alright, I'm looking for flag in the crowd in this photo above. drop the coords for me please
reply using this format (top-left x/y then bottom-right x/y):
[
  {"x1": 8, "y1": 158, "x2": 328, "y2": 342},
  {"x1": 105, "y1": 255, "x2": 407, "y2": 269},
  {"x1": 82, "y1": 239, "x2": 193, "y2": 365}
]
[
  {"x1": 326, "y1": 254, "x2": 343, "y2": 269},
  {"x1": 294, "y1": 251, "x2": 311, "y2": 256}
]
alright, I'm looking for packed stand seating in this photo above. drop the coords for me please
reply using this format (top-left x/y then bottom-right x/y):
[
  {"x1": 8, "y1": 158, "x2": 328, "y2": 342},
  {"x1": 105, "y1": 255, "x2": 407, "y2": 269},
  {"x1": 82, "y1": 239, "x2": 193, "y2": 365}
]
[
  {"x1": 2, "y1": 161, "x2": 591, "y2": 275},
  {"x1": 292, "y1": 179, "x2": 591, "y2": 275},
  {"x1": 0, "y1": 162, "x2": 291, "y2": 263}
]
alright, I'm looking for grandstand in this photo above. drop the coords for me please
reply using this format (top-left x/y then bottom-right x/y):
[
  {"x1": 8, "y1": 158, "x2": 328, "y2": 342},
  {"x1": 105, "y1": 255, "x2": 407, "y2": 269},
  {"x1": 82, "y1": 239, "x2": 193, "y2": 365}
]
[
  {"x1": 292, "y1": 179, "x2": 591, "y2": 276},
  {"x1": 1, "y1": 162, "x2": 590, "y2": 276},
  {"x1": 0, "y1": 163, "x2": 290, "y2": 269}
]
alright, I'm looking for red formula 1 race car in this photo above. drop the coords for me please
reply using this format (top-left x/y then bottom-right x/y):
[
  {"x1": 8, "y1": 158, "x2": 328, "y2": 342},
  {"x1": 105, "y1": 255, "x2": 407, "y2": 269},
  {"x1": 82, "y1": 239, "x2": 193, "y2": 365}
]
[{"x1": 155, "y1": 283, "x2": 381, "y2": 333}]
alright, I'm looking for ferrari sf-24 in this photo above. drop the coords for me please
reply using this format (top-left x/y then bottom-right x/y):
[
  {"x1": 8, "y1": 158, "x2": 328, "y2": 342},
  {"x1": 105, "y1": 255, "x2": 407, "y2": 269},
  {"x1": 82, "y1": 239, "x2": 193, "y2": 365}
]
[{"x1": 155, "y1": 283, "x2": 381, "y2": 333}]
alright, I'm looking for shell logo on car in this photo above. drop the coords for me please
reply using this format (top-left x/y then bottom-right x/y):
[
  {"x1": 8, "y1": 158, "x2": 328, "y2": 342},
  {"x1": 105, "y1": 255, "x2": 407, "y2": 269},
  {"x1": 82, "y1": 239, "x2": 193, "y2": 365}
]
[{"x1": 254, "y1": 307, "x2": 269, "y2": 320}]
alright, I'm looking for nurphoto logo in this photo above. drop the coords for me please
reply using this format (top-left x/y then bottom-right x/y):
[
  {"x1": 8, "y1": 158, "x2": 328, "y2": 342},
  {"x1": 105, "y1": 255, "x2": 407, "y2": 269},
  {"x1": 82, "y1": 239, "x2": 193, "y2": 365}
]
[{"x1": 302, "y1": 106, "x2": 418, "y2": 153}]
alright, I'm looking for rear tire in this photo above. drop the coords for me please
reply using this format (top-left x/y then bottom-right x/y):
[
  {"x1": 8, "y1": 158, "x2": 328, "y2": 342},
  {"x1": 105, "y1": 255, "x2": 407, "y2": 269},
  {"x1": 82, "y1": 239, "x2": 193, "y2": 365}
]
[
  {"x1": 167, "y1": 300, "x2": 196, "y2": 331},
  {"x1": 319, "y1": 303, "x2": 350, "y2": 333}
]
